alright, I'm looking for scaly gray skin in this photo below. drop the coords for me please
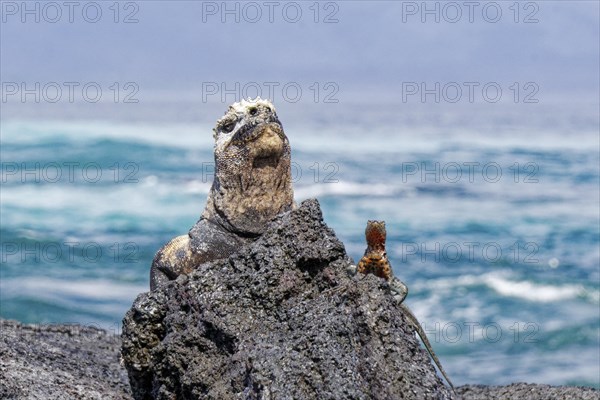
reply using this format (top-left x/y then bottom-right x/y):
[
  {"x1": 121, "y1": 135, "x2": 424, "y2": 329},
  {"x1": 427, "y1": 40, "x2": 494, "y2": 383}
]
[
  {"x1": 350, "y1": 220, "x2": 455, "y2": 391},
  {"x1": 150, "y1": 98, "x2": 295, "y2": 290}
]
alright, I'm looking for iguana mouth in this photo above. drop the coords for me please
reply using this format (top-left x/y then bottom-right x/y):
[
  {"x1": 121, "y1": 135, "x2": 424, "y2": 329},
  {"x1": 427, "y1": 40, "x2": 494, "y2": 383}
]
[
  {"x1": 231, "y1": 115, "x2": 283, "y2": 144},
  {"x1": 250, "y1": 122, "x2": 286, "y2": 167},
  {"x1": 224, "y1": 118, "x2": 286, "y2": 169}
]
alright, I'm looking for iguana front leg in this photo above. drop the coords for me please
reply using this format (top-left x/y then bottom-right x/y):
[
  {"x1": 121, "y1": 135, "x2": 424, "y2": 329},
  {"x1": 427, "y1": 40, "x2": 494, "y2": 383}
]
[
  {"x1": 353, "y1": 220, "x2": 455, "y2": 390},
  {"x1": 150, "y1": 218, "x2": 250, "y2": 290}
]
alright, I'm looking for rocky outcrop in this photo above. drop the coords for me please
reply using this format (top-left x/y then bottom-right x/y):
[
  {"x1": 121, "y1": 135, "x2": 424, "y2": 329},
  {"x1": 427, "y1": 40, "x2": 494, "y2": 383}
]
[
  {"x1": 0, "y1": 319, "x2": 131, "y2": 399},
  {"x1": 121, "y1": 199, "x2": 454, "y2": 399}
]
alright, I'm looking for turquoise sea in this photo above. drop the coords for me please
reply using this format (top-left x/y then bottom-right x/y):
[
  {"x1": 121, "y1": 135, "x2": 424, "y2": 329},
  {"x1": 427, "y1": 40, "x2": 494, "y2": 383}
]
[{"x1": 1, "y1": 105, "x2": 599, "y2": 388}]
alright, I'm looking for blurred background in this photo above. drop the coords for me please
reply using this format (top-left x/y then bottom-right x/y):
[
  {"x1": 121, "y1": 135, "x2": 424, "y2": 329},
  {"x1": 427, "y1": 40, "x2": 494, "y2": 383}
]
[{"x1": 1, "y1": 0, "x2": 598, "y2": 388}]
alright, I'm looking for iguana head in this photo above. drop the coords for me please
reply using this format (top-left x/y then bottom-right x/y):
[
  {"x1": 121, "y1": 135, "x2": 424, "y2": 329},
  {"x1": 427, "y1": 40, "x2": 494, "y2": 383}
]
[
  {"x1": 204, "y1": 98, "x2": 295, "y2": 236},
  {"x1": 213, "y1": 98, "x2": 284, "y2": 158}
]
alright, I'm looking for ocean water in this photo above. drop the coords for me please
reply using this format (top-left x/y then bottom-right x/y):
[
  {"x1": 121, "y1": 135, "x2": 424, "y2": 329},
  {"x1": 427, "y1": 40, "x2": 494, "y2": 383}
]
[{"x1": 1, "y1": 108, "x2": 599, "y2": 388}]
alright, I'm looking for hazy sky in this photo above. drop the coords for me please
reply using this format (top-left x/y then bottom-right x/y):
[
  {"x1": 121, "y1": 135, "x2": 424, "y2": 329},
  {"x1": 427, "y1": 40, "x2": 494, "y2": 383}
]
[{"x1": 1, "y1": 1, "x2": 599, "y2": 119}]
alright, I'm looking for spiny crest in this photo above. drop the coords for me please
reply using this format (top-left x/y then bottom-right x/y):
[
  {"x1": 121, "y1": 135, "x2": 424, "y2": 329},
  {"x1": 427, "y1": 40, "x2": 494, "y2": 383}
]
[
  {"x1": 365, "y1": 220, "x2": 386, "y2": 249},
  {"x1": 215, "y1": 97, "x2": 275, "y2": 126},
  {"x1": 230, "y1": 97, "x2": 276, "y2": 114}
]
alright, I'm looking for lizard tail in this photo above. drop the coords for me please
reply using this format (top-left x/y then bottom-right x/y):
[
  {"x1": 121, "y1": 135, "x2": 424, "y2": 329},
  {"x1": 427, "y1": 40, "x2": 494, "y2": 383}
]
[{"x1": 400, "y1": 304, "x2": 455, "y2": 391}]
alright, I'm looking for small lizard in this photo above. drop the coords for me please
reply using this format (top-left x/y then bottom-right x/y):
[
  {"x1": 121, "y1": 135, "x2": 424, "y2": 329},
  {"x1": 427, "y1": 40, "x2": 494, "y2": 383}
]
[{"x1": 352, "y1": 220, "x2": 455, "y2": 390}]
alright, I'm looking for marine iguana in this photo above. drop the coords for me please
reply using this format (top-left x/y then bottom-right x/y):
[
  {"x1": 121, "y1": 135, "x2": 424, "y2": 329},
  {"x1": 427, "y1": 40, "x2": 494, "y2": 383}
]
[
  {"x1": 150, "y1": 98, "x2": 295, "y2": 290},
  {"x1": 352, "y1": 220, "x2": 455, "y2": 390}
]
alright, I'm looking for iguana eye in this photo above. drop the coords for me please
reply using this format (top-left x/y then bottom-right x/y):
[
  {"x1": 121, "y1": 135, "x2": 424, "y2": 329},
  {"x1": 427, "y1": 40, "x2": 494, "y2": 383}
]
[
  {"x1": 248, "y1": 107, "x2": 258, "y2": 116},
  {"x1": 383, "y1": 252, "x2": 387, "y2": 257},
  {"x1": 222, "y1": 122, "x2": 235, "y2": 133}
]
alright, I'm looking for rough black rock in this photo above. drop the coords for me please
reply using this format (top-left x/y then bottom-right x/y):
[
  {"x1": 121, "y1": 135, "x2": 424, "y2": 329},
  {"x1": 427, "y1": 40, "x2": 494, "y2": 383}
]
[
  {"x1": 0, "y1": 319, "x2": 131, "y2": 399},
  {"x1": 456, "y1": 383, "x2": 599, "y2": 400},
  {"x1": 121, "y1": 199, "x2": 454, "y2": 399}
]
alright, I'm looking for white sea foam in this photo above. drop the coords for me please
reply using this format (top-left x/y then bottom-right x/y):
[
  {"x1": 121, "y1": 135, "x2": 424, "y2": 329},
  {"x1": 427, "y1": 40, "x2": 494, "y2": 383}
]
[
  {"x1": 1, "y1": 120, "x2": 214, "y2": 149},
  {"x1": 294, "y1": 181, "x2": 399, "y2": 199},
  {"x1": 481, "y1": 273, "x2": 586, "y2": 303},
  {"x1": 183, "y1": 179, "x2": 212, "y2": 194},
  {"x1": 289, "y1": 121, "x2": 599, "y2": 153},
  {"x1": 1, "y1": 182, "x2": 202, "y2": 219},
  {"x1": 1, "y1": 277, "x2": 145, "y2": 302},
  {"x1": 411, "y1": 271, "x2": 594, "y2": 304}
]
